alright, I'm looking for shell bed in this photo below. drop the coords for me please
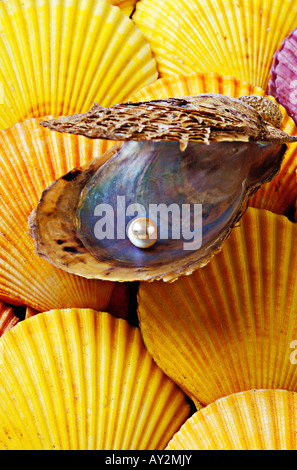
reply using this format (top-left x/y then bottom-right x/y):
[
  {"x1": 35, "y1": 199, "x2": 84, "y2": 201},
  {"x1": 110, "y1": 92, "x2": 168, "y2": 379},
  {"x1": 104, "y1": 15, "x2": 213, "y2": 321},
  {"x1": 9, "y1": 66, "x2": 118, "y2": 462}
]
[{"x1": 1, "y1": 0, "x2": 297, "y2": 451}]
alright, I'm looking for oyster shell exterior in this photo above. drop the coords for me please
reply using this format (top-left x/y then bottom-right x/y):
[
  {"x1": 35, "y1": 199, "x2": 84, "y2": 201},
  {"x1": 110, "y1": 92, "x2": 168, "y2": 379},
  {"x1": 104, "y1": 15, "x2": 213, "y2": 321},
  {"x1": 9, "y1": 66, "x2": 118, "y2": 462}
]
[
  {"x1": 269, "y1": 28, "x2": 297, "y2": 126},
  {"x1": 40, "y1": 93, "x2": 296, "y2": 144},
  {"x1": 137, "y1": 207, "x2": 297, "y2": 406},
  {"x1": 166, "y1": 390, "x2": 297, "y2": 450},
  {"x1": 33, "y1": 93, "x2": 297, "y2": 282},
  {"x1": 0, "y1": 0, "x2": 157, "y2": 130},
  {"x1": 0, "y1": 309, "x2": 190, "y2": 449},
  {"x1": 132, "y1": 0, "x2": 297, "y2": 91}
]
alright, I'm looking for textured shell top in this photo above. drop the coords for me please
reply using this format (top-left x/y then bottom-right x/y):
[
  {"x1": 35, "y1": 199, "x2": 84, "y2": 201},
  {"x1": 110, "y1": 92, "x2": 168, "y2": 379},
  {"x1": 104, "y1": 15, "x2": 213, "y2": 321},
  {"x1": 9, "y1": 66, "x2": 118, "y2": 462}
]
[{"x1": 40, "y1": 93, "x2": 296, "y2": 145}]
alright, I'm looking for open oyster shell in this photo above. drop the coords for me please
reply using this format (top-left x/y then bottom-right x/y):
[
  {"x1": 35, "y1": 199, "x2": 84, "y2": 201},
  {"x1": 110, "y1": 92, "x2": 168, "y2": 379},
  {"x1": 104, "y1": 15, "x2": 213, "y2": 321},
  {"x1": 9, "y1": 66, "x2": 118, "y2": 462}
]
[{"x1": 32, "y1": 93, "x2": 297, "y2": 282}]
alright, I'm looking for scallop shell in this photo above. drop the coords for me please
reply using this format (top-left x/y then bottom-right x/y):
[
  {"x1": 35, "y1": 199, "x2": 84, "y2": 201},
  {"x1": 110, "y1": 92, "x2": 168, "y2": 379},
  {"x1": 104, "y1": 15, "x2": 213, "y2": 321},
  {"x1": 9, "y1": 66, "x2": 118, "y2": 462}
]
[
  {"x1": 0, "y1": 308, "x2": 190, "y2": 450},
  {"x1": 0, "y1": 302, "x2": 18, "y2": 337},
  {"x1": 25, "y1": 306, "x2": 39, "y2": 319},
  {"x1": 269, "y1": 28, "x2": 297, "y2": 126},
  {"x1": 137, "y1": 207, "x2": 297, "y2": 407},
  {"x1": 130, "y1": 73, "x2": 297, "y2": 215},
  {"x1": 166, "y1": 390, "x2": 297, "y2": 450},
  {"x1": 0, "y1": 117, "x2": 125, "y2": 313},
  {"x1": 0, "y1": 0, "x2": 157, "y2": 130},
  {"x1": 109, "y1": 0, "x2": 137, "y2": 16},
  {"x1": 132, "y1": 0, "x2": 297, "y2": 92}
]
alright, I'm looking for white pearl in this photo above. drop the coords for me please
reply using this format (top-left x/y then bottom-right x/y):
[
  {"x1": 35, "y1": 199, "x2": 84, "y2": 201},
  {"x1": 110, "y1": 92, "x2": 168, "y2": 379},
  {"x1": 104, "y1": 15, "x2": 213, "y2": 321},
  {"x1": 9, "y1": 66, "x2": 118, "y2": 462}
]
[{"x1": 127, "y1": 217, "x2": 158, "y2": 249}]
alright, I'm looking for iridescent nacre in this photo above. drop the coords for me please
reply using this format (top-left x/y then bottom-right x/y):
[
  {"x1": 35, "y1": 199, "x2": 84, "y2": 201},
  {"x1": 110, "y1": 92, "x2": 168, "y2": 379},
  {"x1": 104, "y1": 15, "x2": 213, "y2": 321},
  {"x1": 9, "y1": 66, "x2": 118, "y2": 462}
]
[{"x1": 74, "y1": 140, "x2": 285, "y2": 279}]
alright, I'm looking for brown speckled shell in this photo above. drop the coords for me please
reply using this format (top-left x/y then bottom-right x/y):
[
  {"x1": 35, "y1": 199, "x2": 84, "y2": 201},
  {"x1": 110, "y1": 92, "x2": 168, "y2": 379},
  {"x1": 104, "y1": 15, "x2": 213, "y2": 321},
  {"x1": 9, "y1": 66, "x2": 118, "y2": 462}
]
[{"x1": 40, "y1": 93, "x2": 297, "y2": 145}]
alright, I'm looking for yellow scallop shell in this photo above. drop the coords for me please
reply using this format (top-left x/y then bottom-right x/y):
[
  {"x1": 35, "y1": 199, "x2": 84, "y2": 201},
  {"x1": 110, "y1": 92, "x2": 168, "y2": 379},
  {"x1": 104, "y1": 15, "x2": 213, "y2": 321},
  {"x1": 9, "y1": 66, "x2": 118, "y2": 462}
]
[
  {"x1": 137, "y1": 207, "x2": 297, "y2": 408},
  {"x1": 133, "y1": 0, "x2": 297, "y2": 92},
  {"x1": 0, "y1": 117, "x2": 125, "y2": 313},
  {"x1": 0, "y1": 0, "x2": 157, "y2": 130},
  {"x1": 109, "y1": 0, "x2": 137, "y2": 16},
  {"x1": 131, "y1": 72, "x2": 297, "y2": 215},
  {"x1": 0, "y1": 308, "x2": 190, "y2": 450},
  {"x1": 166, "y1": 390, "x2": 297, "y2": 450}
]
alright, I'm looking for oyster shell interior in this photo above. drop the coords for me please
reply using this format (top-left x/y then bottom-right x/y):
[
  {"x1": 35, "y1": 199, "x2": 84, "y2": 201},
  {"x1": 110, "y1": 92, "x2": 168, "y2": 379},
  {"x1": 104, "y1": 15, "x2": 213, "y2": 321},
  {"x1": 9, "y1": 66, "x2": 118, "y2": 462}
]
[{"x1": 31, "y1": 93, "x2": 297, "y2": 282}]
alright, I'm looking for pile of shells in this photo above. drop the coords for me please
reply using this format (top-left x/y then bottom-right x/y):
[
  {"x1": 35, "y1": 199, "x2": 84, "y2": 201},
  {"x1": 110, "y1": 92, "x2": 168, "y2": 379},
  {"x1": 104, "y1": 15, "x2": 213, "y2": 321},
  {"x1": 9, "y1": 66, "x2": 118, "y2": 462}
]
[{"x1": 1, "y1": 0, "x2": 297, "y2": 450}]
